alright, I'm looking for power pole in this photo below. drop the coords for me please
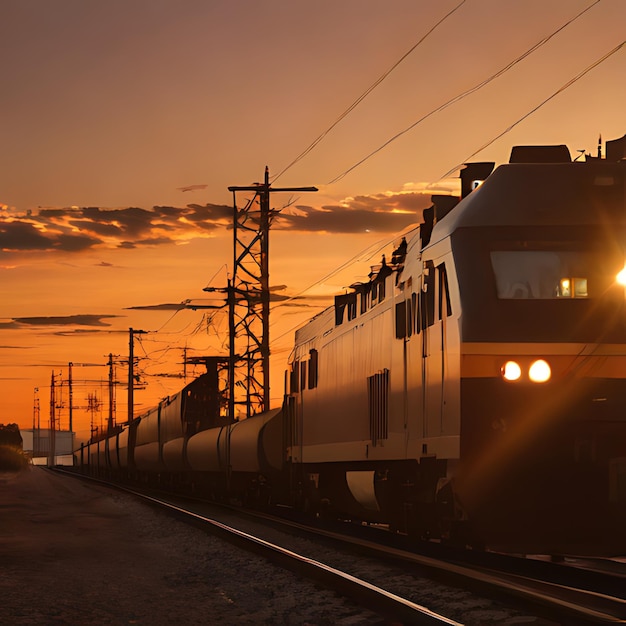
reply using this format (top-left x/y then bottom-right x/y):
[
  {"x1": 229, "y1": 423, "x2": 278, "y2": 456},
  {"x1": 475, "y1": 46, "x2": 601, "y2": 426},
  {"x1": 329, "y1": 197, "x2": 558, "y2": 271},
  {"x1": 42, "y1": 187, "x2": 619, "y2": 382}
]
[
  {"x1": 68, "y1": 362, "x2": 73, "y2": 434},
  {"x1": 87, "y1": 392, "x2": 101, "y2": 439},
  {"x1": 226, "y1": 168, "x2": 316, "y2": 420},
  {"x1": 32, "y1": 387, "x2": 40, "y2": 458},
  {"x1": 49, "y1": 371, "x2": 56, "y2": 467},
  {"x1": 108, "y1": 353, "x2": 115, "y2": 432},
  {"x1": 127, "y1": 328, "x2": 146, "y2": 423}
]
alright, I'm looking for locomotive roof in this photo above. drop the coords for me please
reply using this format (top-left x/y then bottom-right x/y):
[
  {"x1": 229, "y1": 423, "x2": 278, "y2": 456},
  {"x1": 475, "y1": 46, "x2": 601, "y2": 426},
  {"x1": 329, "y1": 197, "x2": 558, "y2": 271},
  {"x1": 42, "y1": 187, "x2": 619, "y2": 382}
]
[{"x1": 429, "y1": 159, "x2": 626, "y2": 245}]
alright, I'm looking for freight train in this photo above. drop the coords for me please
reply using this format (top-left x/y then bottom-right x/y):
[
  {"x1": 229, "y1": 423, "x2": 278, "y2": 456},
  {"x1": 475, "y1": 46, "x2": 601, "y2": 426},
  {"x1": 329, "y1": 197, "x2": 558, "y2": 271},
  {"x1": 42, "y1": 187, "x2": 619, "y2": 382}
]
[{"x1": 77, "y1": 133, "x2": 626, "y2": 556}]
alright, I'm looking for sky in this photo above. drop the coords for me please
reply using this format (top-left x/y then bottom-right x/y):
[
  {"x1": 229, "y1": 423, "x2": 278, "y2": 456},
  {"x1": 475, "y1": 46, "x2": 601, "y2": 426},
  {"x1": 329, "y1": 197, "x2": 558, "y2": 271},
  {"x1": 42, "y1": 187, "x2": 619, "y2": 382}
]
[{"x1": 2, "y1": 0, "x2": 626, "y2": 443}]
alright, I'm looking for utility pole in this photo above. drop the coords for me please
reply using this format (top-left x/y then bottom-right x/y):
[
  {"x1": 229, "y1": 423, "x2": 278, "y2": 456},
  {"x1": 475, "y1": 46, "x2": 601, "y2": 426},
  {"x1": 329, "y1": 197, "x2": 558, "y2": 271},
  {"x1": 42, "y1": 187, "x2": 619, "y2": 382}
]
[
  {"x1": 68, "y1": 362, "x2": 73, "y2": 434},
  {"x1": 108, "y1": 353, "x2": 115, "y2": 432},
  {"x1": 225, "y1": 168, "x2": 316, "y2": 420},
  {"x1": 127, "y1": 328, "x2": 146, "y2": 423},
  {"x1": 49, "y1": 371, "x2": 56, "y2": 467},
  {"x1": 87, "y1": 392, "x2": 101, "y2": 438},
  {"x1": 32, "y1": 387, "x2": 40, "y2": 459}
]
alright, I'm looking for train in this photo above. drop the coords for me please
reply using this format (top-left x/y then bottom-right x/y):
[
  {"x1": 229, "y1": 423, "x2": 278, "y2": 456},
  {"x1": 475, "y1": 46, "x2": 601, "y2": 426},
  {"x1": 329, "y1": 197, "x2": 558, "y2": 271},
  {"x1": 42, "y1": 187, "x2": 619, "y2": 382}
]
[{"x1": 77, "y1": 133, "x2": 626, "y2": 556}]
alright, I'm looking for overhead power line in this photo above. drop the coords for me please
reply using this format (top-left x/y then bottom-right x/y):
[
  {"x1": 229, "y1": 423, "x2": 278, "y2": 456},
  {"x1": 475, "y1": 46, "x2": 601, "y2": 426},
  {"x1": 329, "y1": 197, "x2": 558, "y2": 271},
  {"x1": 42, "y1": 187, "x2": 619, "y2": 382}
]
[
  {"x1": 327, "y1": 0, "x2": 601, "y2": 185},
  {"x1": 438, "y1": 38, "x2": 626, "y2": 181},
  {"x1": 271, "y1": 0, "x2": 468, "y2": 183}
]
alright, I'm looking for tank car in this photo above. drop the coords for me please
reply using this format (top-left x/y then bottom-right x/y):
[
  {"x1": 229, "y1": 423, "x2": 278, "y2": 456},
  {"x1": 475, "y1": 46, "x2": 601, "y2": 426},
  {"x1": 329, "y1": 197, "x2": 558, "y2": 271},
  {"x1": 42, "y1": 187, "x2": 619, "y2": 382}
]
[
  {"x1": 284, "y1": 135, "x2": 626, "y2": 555},
  {"x1": 77, "y1": 366, "x2": 285, "y2": 502}
]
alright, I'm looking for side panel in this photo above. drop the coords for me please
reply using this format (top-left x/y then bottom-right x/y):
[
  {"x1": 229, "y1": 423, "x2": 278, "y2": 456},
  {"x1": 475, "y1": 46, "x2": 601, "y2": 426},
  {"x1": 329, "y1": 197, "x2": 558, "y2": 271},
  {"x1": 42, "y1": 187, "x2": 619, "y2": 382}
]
[
  {"x1": 107, "y1": 434, "x2": 119, "y2": 470},
  {"x1": 187, "y1": 427, "x2": 226, "y2": 472},
  {"x1": 97, "y1": 439, "x2": 107, "y2": 468},
  {"x1": 133, "y1": 442, "x2": 161, "y2": 472},
  {"x1": 162, "y1": 437, "x2": 186, "y2": 471},
  {"x1": 135, "y1": 407, "x2": 160, "y2": 446},
  {"x1": 118, "y1": 429, "x2": 129, "y2": 469},
  {"x1": 229, "y1": 409, "x2": 281, "y2": 473},
  {"x1": 159, "y1": 394, "x2": 184, "y2": 444}
]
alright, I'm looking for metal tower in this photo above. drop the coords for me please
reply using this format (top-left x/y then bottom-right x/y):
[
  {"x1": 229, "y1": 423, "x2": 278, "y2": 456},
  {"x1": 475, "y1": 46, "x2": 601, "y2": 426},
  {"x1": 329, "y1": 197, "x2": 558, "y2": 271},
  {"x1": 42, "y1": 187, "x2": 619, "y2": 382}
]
[{"x1": 225, "y1": 167, "x2": 316, "y2": 420}]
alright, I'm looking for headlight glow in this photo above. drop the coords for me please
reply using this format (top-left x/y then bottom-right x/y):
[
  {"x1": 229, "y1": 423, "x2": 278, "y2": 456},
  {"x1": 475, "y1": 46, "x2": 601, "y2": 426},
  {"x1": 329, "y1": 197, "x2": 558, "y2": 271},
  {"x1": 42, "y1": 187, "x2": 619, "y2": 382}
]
[
  {"x1": 529, "y1": 359, "x2": 551, "y2": 383},
  {"x1": 501, "y1": 360, "x2": 522, "y2": 381},
  {"x1": 617, "y1": 266, "x2": 626, "y2": 286}
]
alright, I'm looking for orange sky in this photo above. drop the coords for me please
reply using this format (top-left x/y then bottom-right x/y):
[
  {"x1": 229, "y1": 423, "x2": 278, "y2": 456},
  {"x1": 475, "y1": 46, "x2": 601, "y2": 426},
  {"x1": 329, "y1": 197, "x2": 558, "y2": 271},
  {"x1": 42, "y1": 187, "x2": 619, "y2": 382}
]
[{"x1": 2, "y1": 0, "x2": 626, "y2": 442}]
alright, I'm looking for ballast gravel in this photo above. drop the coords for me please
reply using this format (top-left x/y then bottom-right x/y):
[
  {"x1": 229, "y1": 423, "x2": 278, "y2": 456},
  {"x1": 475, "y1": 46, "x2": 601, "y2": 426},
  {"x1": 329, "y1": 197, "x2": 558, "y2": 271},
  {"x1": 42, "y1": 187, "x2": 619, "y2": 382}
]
[{"x1": 0, "y1": 467, "x2": 556, "y2": 625}]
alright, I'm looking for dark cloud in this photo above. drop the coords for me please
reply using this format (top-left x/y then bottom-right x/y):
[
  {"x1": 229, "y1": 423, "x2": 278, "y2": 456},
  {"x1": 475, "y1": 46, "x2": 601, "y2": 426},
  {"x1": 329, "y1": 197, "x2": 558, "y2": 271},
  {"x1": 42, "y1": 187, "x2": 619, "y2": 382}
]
[
  {"x1": 126, "y1": 303, "x2": 187, "y2": 311},
  {"x1": 54, "y1": 233, "x2": 100, "y2": 252},
  {"x1": 51, "y1": 328, "x2": 128, "y2": 336},
  {"x1": 0, "y1": 213, "x2": 103, "y2": 251},
  {"x1": 127, "y1": 289, "x2": 334, "y2": 313},
  {"x1": 0, "y1": 321, "x2": 23, "y2": 330},
  {"x1": 177, "y1": 184, "x2": 208, "y2": 192},
  {"x1": 0, "y1": 191, "x2": 434, "y2": 253},
  {"x1": 272, "y1": 191, "x2": 430, "y2": 233},
  {"x1": 5, "y1": 315, "x2": 120, "y2": 328}
]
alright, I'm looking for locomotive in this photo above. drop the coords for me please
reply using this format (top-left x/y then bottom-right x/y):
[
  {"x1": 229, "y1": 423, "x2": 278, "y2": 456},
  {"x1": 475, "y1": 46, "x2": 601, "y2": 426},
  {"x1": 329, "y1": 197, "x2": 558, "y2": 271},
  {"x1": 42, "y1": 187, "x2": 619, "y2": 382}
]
[{"x1": 78, "y1": 133, "x2": 626, "y2": 556}]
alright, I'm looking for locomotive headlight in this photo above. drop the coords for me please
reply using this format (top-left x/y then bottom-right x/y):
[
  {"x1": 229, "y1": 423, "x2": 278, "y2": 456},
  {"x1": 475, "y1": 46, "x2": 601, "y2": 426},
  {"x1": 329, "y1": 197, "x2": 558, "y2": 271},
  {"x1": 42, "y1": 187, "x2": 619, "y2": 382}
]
[
  {"x1": 501, "y1": 360, "x2": 522, "y2": 381},
  {"x1": 617, "y1": 266, "x2": 626, "y2": 286},
  {"x1": 529, "y1": 359, "x2": 551, "y2": 383}
]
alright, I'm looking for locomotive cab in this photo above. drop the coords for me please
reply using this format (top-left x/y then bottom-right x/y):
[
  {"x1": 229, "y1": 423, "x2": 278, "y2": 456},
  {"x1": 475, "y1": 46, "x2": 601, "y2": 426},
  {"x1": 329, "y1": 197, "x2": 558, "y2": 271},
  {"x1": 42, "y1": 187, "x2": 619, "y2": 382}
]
[{"x1": 439, "y1": 156, "x2": 626, "y2": 553}]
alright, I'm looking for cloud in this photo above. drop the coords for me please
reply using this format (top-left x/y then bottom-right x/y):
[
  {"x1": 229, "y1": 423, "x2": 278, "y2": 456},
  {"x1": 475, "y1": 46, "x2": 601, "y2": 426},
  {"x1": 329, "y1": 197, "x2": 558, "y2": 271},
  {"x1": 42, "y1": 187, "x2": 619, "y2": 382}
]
[
  {"x1": 0, "y1": 189, "x2": 435, "y2": 253},
  {"x1": 269, "y1": 190, "x2": 432, "y2": 234},
  {"x1": 177, "y1": 184, "x2": 208, "y2": 192},
  {"x1": 0, "y1": 315, "x2": 120, "y2": 329},
  {"x1": 51, "y1": 328, "x2": 128, "y2": 337},
  {"x1": 126, "y1": 303, "x2": 188, "y2": 311},
  {"x1": 128, "y1": 288, "x2": 335, "y2": 314}
]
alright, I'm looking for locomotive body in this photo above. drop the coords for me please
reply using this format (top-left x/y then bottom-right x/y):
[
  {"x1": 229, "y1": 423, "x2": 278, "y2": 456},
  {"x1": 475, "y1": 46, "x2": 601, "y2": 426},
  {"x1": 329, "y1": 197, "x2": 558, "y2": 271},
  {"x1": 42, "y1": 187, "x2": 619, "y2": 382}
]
[
  {"x1": 77, "y1": 135, "x2": 626, "y2": 555},
  {"x1": 285, "y1": 139, "x2": 626, "y2": 554}
]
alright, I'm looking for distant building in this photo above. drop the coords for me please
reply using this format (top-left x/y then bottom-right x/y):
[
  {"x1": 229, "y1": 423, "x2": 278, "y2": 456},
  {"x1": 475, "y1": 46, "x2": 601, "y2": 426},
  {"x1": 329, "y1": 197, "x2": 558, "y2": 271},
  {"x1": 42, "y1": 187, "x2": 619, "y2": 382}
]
[{"x1": 20, "y1": 429, "x2": 74, "y2": 466}]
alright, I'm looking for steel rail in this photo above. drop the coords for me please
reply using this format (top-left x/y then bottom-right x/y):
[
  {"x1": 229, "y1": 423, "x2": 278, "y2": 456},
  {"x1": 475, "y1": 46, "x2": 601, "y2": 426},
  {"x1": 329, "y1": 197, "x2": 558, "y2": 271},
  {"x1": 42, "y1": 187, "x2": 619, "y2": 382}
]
[
  {"x1": 54, "y1": 469, "x2": 626, "y2": 624},
  {"x1": 264, "y1": 513, "x2": 626, "y2": 625},
  {"x1": 51, "y1": 469, "x2": 459, "y2": 625},
  {"x1": 130, "y1": 489, "x2": 462, "y2": 626},
  {"x1": 176, "y1": 500, "x2": 626, "y2": 625}
]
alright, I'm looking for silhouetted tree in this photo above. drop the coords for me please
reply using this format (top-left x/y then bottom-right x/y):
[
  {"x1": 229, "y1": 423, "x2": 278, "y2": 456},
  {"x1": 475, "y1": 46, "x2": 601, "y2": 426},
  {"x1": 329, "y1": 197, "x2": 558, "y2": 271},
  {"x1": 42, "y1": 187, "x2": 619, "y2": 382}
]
[
  {"x1": 0, "y1": 423, "x2": 23, "y2": 449},
  {"x1": 0, "y1": 424, "x2": 27, "y2": 470}
]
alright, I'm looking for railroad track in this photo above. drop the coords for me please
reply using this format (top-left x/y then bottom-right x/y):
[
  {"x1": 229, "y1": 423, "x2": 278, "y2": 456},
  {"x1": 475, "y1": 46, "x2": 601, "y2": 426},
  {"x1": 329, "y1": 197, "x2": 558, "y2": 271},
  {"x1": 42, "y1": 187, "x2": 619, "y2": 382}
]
[
  {"x1": 253, "y1": 510, "x2": 626, "y2": 625},
  {"x1": 54, "y1": 469, "x2": 625, "y2": 624}
]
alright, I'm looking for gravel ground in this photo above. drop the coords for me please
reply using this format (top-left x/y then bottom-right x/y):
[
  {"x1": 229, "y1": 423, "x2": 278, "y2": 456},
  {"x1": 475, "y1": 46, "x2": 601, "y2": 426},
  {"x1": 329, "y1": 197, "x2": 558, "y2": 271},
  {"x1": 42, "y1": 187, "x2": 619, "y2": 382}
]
[
  {"x1": 0, "y1": 467, "x2": 557, "y2": 625},
  {"x1": 0, "y1": 467, "x2": 386, "y2": 625}
]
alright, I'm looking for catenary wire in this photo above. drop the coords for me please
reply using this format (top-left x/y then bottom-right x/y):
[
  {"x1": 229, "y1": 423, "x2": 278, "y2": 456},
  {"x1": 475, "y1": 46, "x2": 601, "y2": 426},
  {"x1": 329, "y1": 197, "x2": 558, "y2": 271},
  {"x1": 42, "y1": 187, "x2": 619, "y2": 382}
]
[
  {"x1": 271, "y1": 0, "x2": 468, "y2": 184},
  {"x1": 129, "y1": 5, "x2": 610, "y2": 384},
  {"x1": 327, "y1": 0, "x2": 601, "y2": 185},
  {"x1": 437, "y1": 38, "x2": 626, "y2": 181},
  {"x1": 271, "y1": 35, "x2": 622, "y2": 344}
]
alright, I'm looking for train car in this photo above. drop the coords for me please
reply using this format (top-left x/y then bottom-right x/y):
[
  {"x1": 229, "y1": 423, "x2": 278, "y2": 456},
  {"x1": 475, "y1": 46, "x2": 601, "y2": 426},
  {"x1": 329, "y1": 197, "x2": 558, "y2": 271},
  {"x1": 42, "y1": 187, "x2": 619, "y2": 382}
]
[
  {"x1": 76, "y1": 133, "x2": 626, "y2": 556},
  {"x1": 186, "y1": 408, "x2": 284, "y2": 501},
  {"x1": 79, "y1": 369, "x2": 233, "y2": 478},
  {"x1": 284, "y1": 135, "x2": 626, "y2": 555}
]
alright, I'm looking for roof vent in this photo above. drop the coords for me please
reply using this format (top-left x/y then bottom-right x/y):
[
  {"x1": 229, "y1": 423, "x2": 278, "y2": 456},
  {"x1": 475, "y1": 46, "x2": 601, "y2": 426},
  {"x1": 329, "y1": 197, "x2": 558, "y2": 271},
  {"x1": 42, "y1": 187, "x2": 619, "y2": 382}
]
[{"x1": 509, "y1": 145, "x2": 571, "y2": 163}]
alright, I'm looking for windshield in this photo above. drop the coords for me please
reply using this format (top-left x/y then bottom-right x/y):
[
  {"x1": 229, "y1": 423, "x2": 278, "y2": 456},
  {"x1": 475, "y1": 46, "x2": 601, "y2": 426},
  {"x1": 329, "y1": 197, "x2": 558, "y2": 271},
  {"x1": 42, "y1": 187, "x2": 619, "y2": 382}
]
[
  {"x1": 452, "y1": 227, "x2": 626, "y2": 342},
  {"x1": 490, "y1": 250, "x2": 608, "y2": 299}
]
